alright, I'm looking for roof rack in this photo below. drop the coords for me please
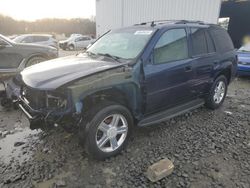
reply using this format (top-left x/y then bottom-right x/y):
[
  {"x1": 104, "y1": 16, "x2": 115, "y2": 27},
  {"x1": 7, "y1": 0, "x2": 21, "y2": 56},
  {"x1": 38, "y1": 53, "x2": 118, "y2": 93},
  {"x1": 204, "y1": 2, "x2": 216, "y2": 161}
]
[
  {"x1": 134, "y1": 20, "x2": 206, "y2": 27},
  {"x1": 134, "y1": 20, "x2": 176, "y2": 27},
  {"x1": 176, "y1": 20, "x2": 205, "y2": 25}
]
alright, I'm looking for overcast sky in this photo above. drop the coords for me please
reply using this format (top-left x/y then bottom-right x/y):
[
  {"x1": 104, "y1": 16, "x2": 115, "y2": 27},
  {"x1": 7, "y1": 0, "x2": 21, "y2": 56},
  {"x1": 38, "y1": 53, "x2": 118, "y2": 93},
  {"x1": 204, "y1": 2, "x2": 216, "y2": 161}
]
[{"x1": 0, "y1": 0, "x2": 96, "y2": 21}]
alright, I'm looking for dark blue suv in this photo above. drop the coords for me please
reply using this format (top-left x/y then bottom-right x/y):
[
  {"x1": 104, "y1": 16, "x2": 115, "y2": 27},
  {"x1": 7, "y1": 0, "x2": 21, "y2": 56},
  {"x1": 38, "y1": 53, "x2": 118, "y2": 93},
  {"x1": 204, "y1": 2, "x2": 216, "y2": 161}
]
[{"x1": 5, "y1": 20, "x2": 237, "y2": 159}]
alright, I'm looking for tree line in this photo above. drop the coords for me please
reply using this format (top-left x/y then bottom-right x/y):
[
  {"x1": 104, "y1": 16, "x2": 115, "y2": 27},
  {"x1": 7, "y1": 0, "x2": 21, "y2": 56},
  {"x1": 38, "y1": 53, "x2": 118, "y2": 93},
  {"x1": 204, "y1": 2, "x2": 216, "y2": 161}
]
[{"x1": 0, "y1": 14, "x2": 96, "y2": 37}]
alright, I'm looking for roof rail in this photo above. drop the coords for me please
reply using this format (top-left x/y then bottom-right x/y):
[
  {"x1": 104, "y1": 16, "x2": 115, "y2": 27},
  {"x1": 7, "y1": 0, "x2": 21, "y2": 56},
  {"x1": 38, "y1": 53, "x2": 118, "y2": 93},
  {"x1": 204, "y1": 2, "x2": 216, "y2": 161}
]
[
  {"x1": 134, "y1": 20, "x2": 206, "y2": 27},
  {"x1": 176, "y1": 20, "x2": 205, "y2": 25},
  {"x1": 134, "y1": 20, "x2": 177, "y2": 27}
]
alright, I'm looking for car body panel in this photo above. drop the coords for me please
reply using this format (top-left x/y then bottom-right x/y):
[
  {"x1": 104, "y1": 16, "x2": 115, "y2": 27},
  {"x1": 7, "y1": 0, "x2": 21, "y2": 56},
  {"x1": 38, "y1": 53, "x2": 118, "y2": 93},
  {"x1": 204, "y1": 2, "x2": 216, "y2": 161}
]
[
  {"x1": 21, "y1": 54, "x2": 129, "y2": 90},
  {"x1": 238, "y1": 51, "x2": 250, "y2": 76}
]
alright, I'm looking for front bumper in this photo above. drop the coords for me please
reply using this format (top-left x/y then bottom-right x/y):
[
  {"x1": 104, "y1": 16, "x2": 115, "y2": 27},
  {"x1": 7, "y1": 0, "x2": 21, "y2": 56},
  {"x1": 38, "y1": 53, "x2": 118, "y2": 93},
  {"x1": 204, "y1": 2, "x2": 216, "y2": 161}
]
[{"x1": 5, "y1": 79, "x2": 78, "y2": 130}]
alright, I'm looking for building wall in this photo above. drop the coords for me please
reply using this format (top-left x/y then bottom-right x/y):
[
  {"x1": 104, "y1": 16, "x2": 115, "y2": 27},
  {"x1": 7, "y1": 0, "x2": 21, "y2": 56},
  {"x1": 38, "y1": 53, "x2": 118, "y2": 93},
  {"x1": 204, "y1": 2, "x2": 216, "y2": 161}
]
[{"x1": 96, "y1": 0, "x2": 222, "y2": 37}]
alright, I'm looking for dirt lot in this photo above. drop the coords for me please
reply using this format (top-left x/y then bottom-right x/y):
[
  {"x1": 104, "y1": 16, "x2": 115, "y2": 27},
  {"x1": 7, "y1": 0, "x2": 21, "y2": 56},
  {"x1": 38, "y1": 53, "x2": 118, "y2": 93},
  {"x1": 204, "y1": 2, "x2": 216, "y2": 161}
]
[{"x1": 0, "y1": 52, "x2": 250, "y2": 188}]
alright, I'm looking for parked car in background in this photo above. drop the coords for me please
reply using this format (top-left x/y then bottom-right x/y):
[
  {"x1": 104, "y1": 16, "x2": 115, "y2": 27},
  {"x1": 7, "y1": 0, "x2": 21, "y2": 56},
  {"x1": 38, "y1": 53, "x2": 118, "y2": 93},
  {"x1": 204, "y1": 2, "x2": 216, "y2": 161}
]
[
  {"x1": 5, "y1": 21, "x2": 237, "y2": 160},
  {"x1": 0, "y1": 34, "x2": 58, "y2": 81},
  {"x1": 59, "y1": 35, "x2": 95, "y2": 50},
  {"x1": 13, "y1": 34, "x2": 58, "y2": 49},
  {"x1": 70, "y1": 33, "x2": 83, "y2": 38},
  {"x1": 237, "y1": 44, "x2": 250, "y2": 76}
]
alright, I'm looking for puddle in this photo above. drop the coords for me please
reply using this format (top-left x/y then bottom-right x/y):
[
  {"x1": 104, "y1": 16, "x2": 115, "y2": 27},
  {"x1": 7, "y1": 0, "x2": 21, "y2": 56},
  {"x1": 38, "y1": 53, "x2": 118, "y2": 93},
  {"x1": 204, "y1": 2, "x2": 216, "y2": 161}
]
[{"x1": 0, "y1": 128, "x2": 41, "y2": 164}]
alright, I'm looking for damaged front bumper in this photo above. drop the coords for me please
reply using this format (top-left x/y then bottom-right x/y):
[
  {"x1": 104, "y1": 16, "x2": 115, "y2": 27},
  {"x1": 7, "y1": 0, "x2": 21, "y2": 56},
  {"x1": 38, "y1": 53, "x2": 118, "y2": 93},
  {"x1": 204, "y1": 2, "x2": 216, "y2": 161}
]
[{"x1": 5, "y1": 79, "x2": 80, "y2": 130}]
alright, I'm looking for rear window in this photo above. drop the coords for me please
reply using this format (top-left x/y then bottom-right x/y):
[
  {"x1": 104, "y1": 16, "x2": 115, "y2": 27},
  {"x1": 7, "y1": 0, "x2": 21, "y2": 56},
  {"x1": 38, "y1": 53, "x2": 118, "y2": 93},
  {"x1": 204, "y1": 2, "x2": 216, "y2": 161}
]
[
  {"x1": 190, "y1": 28, "x2": 208, "y2": 56},
  {"x1": 210, "y1": 28, "x2": 234, "y2": 53}
]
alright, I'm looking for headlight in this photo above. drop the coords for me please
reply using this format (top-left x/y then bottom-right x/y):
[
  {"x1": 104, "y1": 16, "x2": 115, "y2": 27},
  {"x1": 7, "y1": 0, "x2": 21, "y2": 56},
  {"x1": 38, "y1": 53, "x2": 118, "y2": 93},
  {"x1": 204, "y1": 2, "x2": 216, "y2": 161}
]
[{"x1": 46, "y1": 91, "x2": 67, "y2": 109}]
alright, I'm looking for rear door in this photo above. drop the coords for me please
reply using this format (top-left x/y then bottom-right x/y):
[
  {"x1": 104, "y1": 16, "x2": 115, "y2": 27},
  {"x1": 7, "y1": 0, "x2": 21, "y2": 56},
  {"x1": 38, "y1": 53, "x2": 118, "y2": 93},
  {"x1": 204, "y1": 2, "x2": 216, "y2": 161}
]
[
  {"x1": 188, "y1": 27, "x2": 218, "y2": 96},
  {"x1": 144, "y1": 28, "x2": 194, "y2": 114}
]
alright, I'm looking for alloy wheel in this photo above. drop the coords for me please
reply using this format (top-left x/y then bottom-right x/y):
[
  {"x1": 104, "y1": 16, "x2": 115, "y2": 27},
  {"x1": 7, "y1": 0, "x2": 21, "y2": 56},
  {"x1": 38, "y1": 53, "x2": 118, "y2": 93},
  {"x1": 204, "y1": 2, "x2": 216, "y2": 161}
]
[
  {"x1": 213, "y1": 81, "x2": 226, "y2": 104},
  {"x1": 95, "y1": 114, "x2": 128, "y2": 153}
]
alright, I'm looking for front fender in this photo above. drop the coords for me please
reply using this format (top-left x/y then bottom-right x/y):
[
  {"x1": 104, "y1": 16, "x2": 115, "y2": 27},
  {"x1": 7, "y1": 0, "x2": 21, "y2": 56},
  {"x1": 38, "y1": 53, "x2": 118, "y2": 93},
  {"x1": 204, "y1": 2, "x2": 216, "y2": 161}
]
[{"x1": 67, "y1": 65, "x2": 142, "y2": 117}]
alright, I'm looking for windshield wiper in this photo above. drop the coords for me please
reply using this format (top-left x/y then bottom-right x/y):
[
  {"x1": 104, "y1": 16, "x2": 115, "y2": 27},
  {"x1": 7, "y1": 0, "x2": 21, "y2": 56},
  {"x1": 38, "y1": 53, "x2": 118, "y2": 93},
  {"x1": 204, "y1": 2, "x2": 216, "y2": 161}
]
[{"x1": 97, "y1": 53, "x2": 122, "y2": 63}]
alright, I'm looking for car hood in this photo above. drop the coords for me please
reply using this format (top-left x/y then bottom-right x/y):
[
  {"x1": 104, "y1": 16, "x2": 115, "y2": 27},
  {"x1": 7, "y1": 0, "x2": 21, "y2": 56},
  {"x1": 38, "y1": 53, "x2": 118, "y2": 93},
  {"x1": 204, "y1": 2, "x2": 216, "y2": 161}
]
[{"x1": 21, "y1": 54, "x2": 126, "y2": 90}]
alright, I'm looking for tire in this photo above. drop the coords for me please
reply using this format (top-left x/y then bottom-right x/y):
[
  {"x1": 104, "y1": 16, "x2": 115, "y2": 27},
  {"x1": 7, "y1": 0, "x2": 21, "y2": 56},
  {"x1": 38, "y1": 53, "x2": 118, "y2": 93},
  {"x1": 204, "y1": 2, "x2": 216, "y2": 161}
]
[
  {"x1": 80, "y1": 102, "x2": 133, "y2": 160},
  {"x1": 68, "y1": 45, "x2": 75, "y2": 51},
  {"x1": 26, "y1": 56, "x2": 46, "y2": 67},
  {"x1": 205, "y1": 75, "x2": 228, "y2": 110}
]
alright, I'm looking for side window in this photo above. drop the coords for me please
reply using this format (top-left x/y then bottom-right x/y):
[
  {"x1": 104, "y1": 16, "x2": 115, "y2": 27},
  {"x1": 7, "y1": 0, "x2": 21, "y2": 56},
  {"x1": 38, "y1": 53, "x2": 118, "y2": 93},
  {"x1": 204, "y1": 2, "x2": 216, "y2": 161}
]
[
  {"x1": 205, "y1": 31, "x2": 216, "y2": 53},
  {"x1": 75, "y1": 37, "x2": 83, "y2": 42},
  {"x1": 22, "y1": 36, "x2": 33, "y2": 43},
  {"x1": 190, "y1": 28, "x2": 208, "y2": 56},
  {"x1": 34, "y1": 36, "x2": 49, "y2": 42},
  {"x1": 154, "y1": 28, "x2": 188, "y2": 64},
  {"x1": 210, "y1": 28, "x2": 234, "y2": 53}
]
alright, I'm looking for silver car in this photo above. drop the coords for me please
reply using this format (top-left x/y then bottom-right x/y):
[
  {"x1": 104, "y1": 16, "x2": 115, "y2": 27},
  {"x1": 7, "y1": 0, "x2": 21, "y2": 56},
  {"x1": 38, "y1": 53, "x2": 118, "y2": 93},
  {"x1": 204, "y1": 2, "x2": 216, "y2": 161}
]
[
  {"x1": 13, "y1": 34, "x2": 58, "y2": 49},
  {"x1": 59, "y1": 35, "x2": 95, "y2": 51}
]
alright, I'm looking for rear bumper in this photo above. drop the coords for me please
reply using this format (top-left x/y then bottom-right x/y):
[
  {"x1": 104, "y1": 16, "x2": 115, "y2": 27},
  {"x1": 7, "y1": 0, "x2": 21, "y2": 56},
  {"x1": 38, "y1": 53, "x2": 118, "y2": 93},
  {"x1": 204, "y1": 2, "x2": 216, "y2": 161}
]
[{"x1": 238, "y1": 64, "x2": 250, "y2": 76}]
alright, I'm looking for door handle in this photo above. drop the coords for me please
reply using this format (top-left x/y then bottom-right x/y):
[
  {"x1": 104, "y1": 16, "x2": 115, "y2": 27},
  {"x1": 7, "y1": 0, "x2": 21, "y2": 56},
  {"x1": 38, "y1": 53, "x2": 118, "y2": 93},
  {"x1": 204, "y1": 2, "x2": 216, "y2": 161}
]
[{"x1": 184, "y1": 66, "x2": 192, "y2": 72}]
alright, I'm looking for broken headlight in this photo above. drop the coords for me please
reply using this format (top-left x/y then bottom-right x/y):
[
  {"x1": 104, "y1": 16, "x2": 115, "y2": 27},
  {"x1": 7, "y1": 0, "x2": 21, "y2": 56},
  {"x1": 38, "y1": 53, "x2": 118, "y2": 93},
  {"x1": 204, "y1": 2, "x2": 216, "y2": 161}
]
[{"x1": 46, "y1": 91, "x2": 67, "y2": 109}]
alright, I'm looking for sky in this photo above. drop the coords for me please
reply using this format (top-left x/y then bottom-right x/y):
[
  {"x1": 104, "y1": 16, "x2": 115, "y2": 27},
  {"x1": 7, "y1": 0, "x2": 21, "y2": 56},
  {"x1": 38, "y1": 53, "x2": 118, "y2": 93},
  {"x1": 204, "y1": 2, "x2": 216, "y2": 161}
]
[{"x1": 0, "y1": 0, "x2": 96, "y2": 21}]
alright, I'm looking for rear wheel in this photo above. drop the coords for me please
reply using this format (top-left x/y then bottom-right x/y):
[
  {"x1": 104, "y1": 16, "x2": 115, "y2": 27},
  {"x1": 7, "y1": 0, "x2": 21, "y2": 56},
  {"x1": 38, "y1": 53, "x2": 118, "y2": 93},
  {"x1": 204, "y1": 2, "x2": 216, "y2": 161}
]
[
  {"x1": 26, "y1": 56, "x2": 46, "y2": 67},
  {"x1": 80, "y1": 102, "x2": 133, "y2": 160},
  {"x1": 205, "y1": 75, "x2": 228, "y2": 109}
]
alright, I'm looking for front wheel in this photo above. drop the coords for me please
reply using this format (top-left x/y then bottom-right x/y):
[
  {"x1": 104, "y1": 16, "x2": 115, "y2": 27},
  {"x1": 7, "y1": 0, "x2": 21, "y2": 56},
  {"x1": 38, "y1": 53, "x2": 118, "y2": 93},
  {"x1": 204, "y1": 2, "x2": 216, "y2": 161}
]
[
  {"x1": 80, "y1": 103, "x2": 133, "y2": 160},
  {"x1": 205, "y1": 75, "x2": 228, "y2": 110},
  {"x1": 26, "y1": 56, "x2": 46, "y2": 67}
]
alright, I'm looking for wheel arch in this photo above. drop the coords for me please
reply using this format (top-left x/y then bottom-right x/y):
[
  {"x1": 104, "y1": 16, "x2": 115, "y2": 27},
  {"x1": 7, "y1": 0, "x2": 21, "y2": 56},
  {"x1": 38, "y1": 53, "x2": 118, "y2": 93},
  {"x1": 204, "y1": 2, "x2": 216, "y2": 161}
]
[
  {"x1": 214, "y1": 63, "x2": 232, "y2": 85},
  {"x1": 26, "y1": 53, "x2": 49, "y2": 63},
  {"x1": 82, "y1": 85, "x2": 140, "y2": 118}
]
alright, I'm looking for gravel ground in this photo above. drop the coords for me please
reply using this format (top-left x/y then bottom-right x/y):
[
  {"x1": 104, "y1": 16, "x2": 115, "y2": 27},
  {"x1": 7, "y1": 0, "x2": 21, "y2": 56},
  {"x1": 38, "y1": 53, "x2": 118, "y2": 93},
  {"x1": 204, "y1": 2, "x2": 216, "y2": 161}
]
[{"x1": 0, "y1": 52, "x2": 249, "y2": 188}]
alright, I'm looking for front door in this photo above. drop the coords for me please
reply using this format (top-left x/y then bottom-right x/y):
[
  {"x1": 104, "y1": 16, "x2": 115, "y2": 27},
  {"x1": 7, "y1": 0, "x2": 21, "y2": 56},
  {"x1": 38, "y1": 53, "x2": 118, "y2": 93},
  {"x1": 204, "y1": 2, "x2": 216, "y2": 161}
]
[{"x1": 144, "y1": 28, "x2": 194, "y2": 114}]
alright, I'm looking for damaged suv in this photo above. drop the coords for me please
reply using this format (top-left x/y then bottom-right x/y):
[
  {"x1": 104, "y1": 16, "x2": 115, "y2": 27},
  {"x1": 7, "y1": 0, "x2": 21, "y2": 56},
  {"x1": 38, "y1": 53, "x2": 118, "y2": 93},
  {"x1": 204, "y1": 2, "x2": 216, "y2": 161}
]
[{"x1": 5, "y1": 20, "x2": 237, "y2": 159}]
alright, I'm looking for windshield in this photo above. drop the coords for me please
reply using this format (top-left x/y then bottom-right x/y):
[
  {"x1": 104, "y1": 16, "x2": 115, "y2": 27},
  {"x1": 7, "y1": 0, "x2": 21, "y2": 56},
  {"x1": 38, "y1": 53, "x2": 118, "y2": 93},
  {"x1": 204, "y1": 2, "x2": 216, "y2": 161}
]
[
  {"x1": 0, "y1": 34, "x2": 14, "y2": 44},
  {"x1": 238, "y1": 44, "x2": 250, "y2": 52},
  {"x1": 87, "y1": 28, "x2": 155, "y2": 59}
]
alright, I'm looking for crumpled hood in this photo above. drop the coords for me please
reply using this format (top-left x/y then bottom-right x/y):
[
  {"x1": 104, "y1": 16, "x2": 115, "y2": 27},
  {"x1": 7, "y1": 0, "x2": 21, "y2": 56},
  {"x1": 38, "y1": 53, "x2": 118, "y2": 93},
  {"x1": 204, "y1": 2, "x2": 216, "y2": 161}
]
[{"x1": 21, "y1": 54, "x2": 125, "y2": 90}]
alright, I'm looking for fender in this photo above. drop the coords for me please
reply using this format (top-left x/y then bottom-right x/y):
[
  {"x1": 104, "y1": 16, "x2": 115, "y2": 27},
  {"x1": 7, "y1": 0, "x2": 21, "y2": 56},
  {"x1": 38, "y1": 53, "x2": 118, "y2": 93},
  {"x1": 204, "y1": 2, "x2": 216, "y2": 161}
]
[
  {"x1": 67, "y1": 64, "x2": 143, "y2": 118},
  {"x1": 213, "y1": 60, "x2": 233, "y2": 82}
]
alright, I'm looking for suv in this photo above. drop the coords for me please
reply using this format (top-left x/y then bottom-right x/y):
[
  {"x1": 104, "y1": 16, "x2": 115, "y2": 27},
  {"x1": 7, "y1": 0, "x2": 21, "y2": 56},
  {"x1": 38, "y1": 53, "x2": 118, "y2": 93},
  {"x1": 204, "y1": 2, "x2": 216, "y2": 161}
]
[
  {"x1": 59, "y1": 35, "x2": 95, "y2": 50},
  {"x1": 5, "y1": 21, "x2": 237, "y2": 160},
  {"x1": 0, "y1": 34, "x2": 58, "y2": 81},
  {"x1": 13, "y1": 34, "x2": 58, "y2": 49}
]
